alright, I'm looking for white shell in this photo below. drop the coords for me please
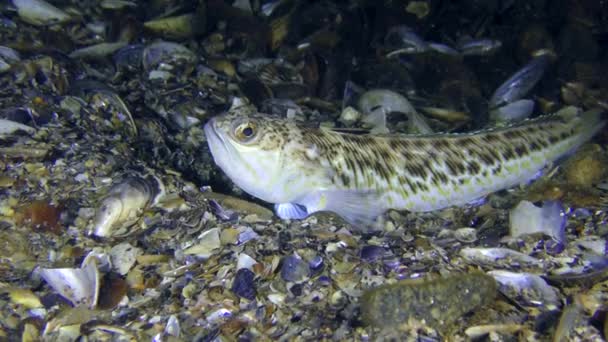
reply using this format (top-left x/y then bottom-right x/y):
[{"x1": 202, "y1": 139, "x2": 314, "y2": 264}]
[
  {"x1": 460, "y1": 247, "x2": 541, "y2": 267},
  {"x1": 110, "y1": 243, "x2": 142, "y2": 275},
  {"x1": 39, "y1": 256, "x2": 100, "y2": 308},
  {"x1": 89, "y1": 176, "x2": 163, "y2": 237},
  {"x1": 488, "y1": 270, "x2": 561, "y2": 309},
  {"x1": 0, "y1": 119, "x2": 35, "y2": 136},
  {"x1": 13, "y1": 0, "x2": 70, "y2": 26},
  {"x1": 236, "y1": 253, "x2": 258, "y2": 271},
  {"x1": 509, "y1": 200, "x2": 565, "y2": 243}
]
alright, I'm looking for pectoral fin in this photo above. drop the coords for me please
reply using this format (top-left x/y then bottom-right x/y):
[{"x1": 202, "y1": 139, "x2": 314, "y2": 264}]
[
  {"x1": 275, "y1": 203, "x2": 308, "y2": 220},
  {"x1": 287, "y1": 190, "x2": 386, "y2": 229}
]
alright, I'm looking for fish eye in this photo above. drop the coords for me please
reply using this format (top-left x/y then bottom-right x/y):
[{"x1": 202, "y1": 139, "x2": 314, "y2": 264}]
[{"x1": 234, "y1": 122, "x2": 257, "y2": 142}]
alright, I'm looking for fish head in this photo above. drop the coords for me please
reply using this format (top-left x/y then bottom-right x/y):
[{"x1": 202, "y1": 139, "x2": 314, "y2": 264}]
[{"x1": 204, "y1": 111, "x2": 299, "y2": 204}]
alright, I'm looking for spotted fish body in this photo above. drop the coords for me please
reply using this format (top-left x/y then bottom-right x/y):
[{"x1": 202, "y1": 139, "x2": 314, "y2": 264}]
[{"x1": 204, "y1": 103, "x2": 605, "y2": 228}]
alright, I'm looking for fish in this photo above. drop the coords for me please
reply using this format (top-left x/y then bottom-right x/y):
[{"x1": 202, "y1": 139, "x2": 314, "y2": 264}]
[{"x1": 204, "y1": 102, "x2": 605, "y2": 229}]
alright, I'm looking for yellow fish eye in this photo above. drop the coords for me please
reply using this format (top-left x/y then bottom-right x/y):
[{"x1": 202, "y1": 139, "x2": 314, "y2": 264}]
[{"x1": 234, "y1": 122, "x2": 256, "y2": 142}]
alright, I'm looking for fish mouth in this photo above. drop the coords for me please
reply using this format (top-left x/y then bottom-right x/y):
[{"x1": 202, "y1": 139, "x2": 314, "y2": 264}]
[{"x1": 204, "y1": 118, "x2": 229, "y2": 156}]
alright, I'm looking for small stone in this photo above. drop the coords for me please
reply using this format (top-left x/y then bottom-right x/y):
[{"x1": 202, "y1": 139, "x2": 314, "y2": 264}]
[{"x1": 231, "y1": 268, "x2": 256, "y2": 300}]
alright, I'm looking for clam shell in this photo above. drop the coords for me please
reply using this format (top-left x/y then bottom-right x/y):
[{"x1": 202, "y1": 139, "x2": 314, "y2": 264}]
[
  {"x1": 13, "y1": 0, "x2": 70, "y2": 26},
  {"x1": 39, "y1": 256, "x2": 100, "y2": 309}
]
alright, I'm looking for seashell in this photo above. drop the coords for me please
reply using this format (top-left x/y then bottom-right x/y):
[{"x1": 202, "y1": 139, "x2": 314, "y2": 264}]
[
  {"x1": 202, "y1": 192, "x2": 274, "y2": 221},
  {"x1": 426, "y1": 42, "x2": 460, "y2": 56},
  {"x1": 460, "y1": 247, "x2": 542, "y2": 268},
  {"x1": 489, "y1": 54, "x2": 551, "y2": 109},
  {"x1": 142, "y1": 41, "x2": 196, "y2": 72},
  {"x1": 465, "y1": 324, "x2": 523, "y2": 339},
  {"x1": 458, "y1": 38, "x2": 502, "y2": 56},
  {"x1": 88, "y1": 90, "x2": 138, "y2": 136},
  {"x1": 0, "y1": 118, "x2": 35, "y2": 136},
  {"x1": 419, "y1": 106, "x2": 470, "y2": 122},
  {"x1": 109, "y1": 243, "x2": 142, "y2": 275},
  {"x1": 100, "y1": 0, "x2": 137, "y2": 10},
  {"x1": 489, "y1": 99, "x2": 535, "y2": 124},
  {"x1": 0, "y1": 46, "x2": 20, "y2": 73},
  {"x1": 488, "y1": 270, "x2": 561, "y2": 309},
  {"x1": 69, "y1": 42, "x2": 128, "y2": 60},
  {"x1": 12, "y1": 0, "x2": 71, "y2": 26},
  {"x1": 89, "y1": 175, "x2": 164, "y2": 238},
  {"x1": 39, "y1": 255, "x2": 101, "y2": 309},
  {"x1": 143, "y1": 13, "x2": 205, "y2": 40},
  {"x1": 238, "y1": 226, "x2": 259, "y2": 244},
  {"x1": 236, "y1": 253, "x2": 258, "y2": 271},
  {"x1": 509, "y1": 200, "x2": 566, "y2": 244},
  {"x1": 183, "y1": 228, "x2": 221, "y2": 258},
  {"x1": 357, "y1": 89, "x2": 432, "y2": 134},
  {"x1": 164, "y1": 315, "x2": 180, "y2": 338},
  {"x1": 384, "y1": 26, "x2": 428, "y2": 55}
]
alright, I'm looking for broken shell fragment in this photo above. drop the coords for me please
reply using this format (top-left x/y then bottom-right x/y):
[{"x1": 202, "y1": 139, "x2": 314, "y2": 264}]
[
  {"x1": 39, "y1": 256, "x2": 100, "y2": 309},
  {"x1": 89, "y1": 175, "x2": 164, "y2": 238},
  {"x1": 183, "y1": 228, "x2": 221, "y2": 258},
  {"x1": 509, "y1": 200, "x2": 566, "y2": 244}
]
